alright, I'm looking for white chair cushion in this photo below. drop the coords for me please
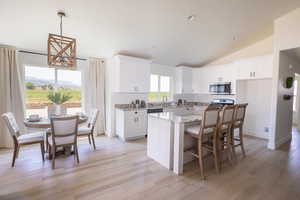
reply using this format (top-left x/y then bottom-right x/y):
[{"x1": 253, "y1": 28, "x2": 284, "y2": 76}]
[
  {"x1": 185, "y1": 125, "x2": 214, "y2": 135},
  {"x1": 78, "y1": 126, "x2": 92, "y2": 135},
  {"x1": 48, "y1": 135, "x2": 75, "y2": 146},
  {"x1": 18, "y1": 132, "x2": 44, "y2": 144}
]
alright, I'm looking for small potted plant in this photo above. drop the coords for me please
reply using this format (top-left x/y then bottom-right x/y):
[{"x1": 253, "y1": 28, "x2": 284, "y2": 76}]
[{"x1": 47, "y1": 91, "x2": 72, "y2": 117}]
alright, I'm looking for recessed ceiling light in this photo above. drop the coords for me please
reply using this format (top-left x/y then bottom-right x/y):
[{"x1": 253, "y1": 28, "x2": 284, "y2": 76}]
[{"x1": 187, "y1": 15, "x2": 196, "y2": 21}]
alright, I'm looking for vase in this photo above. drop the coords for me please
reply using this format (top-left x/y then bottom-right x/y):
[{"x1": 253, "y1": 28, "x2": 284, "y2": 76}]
[{"x1": 48, "y1": 104, "x2": 67, "y2": 118}]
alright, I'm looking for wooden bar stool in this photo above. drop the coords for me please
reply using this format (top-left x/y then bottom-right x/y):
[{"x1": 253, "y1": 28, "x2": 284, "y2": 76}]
[
  {"x1": 218, "y1": 105, "x2": 235, "y2": 166},
  {"x1": 185, "y1": 105, "x2": 222, "y2": 179},
  {"x1": 231, "y1": 103, "x2": 248, "y2": 159}
]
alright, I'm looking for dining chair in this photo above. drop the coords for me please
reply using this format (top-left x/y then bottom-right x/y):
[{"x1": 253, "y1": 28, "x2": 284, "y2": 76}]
[
  {"x1": 49, "y1": 115, "x2": 79, "y2": 169},
  {"x1": 185, "y1": 105, "x2": 222, "y2": 179},
  {"x1": 231, "y1": 103, "x2": 248, "y2": 158},
  {"x1": 1, "y1": 112, "x2": 45, "y2": 167},
  {"x1": 218, "y1": 105, "x2": 235, "y2": 165},
  {"x1": 77, "y1": 109, "x2": 99, "y2": 150}
]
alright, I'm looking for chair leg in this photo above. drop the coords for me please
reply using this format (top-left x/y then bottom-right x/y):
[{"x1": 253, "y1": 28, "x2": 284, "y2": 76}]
[
  {"x1": 88, "y1": 135, "x2": 91, "y2": 145},
  {"x1": 198, "y1": 139, "x2": 205, "y2": 180},
  {"x1": 48, "y1": 145, "x2": 52, "y2": 160},
  {"x1": 75, "y1": 144, "x2": 80, "y2": 164},
  {"x1": 226, "y1": 131, "x2": 234, "y2": 165},
  {"x1": 40, "y1": 142, "x2": 45, "y2": 162},
  {"x1": 16, "y1": 145, "x2": 20, "y2": 158},
  {"x1": 91, "y1": 133, "x2": 96, "y2": 150},
  {"x1": 46, "y1": 138, "x2": 49, "y2": 153},
  {"x1": 231, "y1": 128, "x2": 237, "y2": 162},
  {"x1": 239, "y1": 127, "x2": 246, "y2": 157},
  {"x1": 213, "y1": 136, "x2": 220, "y2": 174},
  {"x1": 52, "y1": 146, "x2": 56, "y2": 169},
  {"x1": 73, "y1": 145, "x2": 76, "y2": 161},
  {"x1": 12, "y1": 144, "x2": 18, "y2": 167}
]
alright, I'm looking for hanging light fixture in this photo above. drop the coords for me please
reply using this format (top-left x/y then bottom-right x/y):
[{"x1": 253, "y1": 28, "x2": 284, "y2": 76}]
[{"x1": 48, "y1": 11, "x2": 77, "y2": 68}]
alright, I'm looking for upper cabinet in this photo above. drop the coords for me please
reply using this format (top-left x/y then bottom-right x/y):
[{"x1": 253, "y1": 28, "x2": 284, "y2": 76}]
[
  {"x1": 192, "y1": 63, "x2": 237, "y2": 94},
  {"x1": 175, "y1": 66, "x2": 193, "y2": 93},
  {"x1": 235, "y1": 55, "x2": 273, "y2": 80},
  {"x1": 110, "y1": 55, "x2": 151, "y2": 93}
]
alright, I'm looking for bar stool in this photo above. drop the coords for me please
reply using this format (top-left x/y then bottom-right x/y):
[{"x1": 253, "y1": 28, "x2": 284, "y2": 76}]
[
  {"x1": 231, "y1": 103, "x2": 248, "y2": 159},
  {"x1": 218, "y1": 105, "x2": 235, "y2": 166},
  {"x1": 185, "y1": 105, "x2": 222, "y2": 179}
]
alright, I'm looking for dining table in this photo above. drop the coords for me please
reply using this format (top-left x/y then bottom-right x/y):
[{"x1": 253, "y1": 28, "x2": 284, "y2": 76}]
[
  {"x1": 24, "y1": 115, "x2": 88, "y2": 158},
  {"x1": 24, "y1": 115, "x2": 88, "y2": 129}
]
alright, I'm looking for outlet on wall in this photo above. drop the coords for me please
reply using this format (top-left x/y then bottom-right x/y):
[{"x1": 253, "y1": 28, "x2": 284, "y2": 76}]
[{"x1": 264, "y1": 127, "x2": 269, "y2": 133}]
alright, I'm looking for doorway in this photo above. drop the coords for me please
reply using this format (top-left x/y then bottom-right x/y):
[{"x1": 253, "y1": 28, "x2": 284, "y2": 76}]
[{"x1": 279, "y1": 47, "x2": 300, "y2": 148}]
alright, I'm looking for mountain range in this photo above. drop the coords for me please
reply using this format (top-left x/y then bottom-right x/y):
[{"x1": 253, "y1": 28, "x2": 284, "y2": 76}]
[{"x1": 25, "y1": 76, "x2": 81, "y2": 89}]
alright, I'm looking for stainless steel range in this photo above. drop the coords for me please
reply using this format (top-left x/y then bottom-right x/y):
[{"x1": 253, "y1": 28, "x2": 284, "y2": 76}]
[{"x1": 210, "y1": 98, "x2": 235, "y2": 106}]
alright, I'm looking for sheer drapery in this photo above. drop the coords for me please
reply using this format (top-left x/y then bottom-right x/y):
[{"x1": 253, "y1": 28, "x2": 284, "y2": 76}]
[
  {"x1": 0, "y1": 47, "x2": 25, "y2": 148},
  {"x1": 82, "y1": 58, "x2": 105, "y2": 135}
]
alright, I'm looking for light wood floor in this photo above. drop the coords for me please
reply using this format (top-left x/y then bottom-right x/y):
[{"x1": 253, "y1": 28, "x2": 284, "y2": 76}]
[{"x1": 0, "y1": 131, "x2": 300, "y2": 200}]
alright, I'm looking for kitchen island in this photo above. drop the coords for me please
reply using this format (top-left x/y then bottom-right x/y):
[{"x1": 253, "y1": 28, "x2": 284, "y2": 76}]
[{"x1": 147, "y1": 106, "x2": 207, "y2": 175}]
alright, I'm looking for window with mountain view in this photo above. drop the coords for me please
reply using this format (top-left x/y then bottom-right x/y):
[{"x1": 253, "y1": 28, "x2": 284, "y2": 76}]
[{"x1": 25, "y1": 66, "x2": 82, "y2": 118}]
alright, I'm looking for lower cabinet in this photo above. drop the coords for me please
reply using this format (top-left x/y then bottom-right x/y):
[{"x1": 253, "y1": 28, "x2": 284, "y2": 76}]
[{"x1": 116, "y1": 109, "x2": 147, "y2": 141}]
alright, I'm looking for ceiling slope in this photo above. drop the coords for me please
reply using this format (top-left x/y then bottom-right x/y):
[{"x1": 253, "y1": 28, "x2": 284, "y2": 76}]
[{"x1": 1, "y1": 0, "x2": 300, "y2": 66}]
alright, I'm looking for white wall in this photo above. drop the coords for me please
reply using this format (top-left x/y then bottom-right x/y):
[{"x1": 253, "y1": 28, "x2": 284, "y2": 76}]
[
  {"x1": 236, "y1": 79, "x2": 273, "y2": 139},
  {"x1": 151, "y1": 63, "x2": 175, "y2": 77},
  {"x1": 207, "y1": 36, "x2": 273, "y2": 66},
  {"x1": 18, "y1": 52, "x2": 88, "y2": 69}
]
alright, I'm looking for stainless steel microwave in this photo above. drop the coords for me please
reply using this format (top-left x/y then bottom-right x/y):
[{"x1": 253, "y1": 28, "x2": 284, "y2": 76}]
[{"x1": 209, "y1": 82, "x2": 231, "y2": 94}]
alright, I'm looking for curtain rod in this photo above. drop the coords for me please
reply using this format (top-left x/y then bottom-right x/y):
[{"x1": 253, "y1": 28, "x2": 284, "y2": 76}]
[{"x1": 18, "y1": 50, "x2": 87, "y2": 61}]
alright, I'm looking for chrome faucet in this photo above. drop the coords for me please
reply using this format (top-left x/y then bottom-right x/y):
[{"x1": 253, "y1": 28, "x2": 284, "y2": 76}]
[{"x1": 162, "y1": 96, "x2": 168, "y2": 107}]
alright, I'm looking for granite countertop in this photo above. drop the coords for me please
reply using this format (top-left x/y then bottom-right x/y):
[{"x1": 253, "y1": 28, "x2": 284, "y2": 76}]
[
  {"x1": 115, "y1": 102, "x2": 210, "y2": 111},
  {"x1": 148, "y1": 109, "x2": 204, "y2": 123}
]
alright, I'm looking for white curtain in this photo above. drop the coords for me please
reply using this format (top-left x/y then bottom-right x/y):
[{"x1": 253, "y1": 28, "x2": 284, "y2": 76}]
[
  {"x1": 82, "y1": 58, "x2": 105, "y2": 135},
  {"x1": 0, "y1": 47, "x2": 25, "y2": 148}
]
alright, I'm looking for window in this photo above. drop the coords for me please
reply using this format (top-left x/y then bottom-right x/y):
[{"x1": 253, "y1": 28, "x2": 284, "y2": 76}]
[
  {"x1": 293, "y1": 79, "x2": 298, "y2": 111},
  {"x1": 25, "y1": 66, "x2": 82, "y2": 118},
  {"x1": 149, "y1": 74, "x2": 171, "y2": 102}
]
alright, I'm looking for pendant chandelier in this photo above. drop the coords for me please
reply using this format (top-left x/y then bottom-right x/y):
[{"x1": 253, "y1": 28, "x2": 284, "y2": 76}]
[{"x1": 47, "y1": 11, "x2": 77, "y2": 68}]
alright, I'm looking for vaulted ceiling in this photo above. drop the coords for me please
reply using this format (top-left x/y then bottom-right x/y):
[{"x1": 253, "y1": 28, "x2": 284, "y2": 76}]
[{"x1": 1, "y1": 0, "x2": 300, "y2": 66}]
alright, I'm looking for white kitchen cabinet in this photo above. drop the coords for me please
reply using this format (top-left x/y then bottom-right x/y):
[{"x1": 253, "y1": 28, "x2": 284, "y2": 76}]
[
  {"x1": 257, "y1": 55, "x2": 273, "y2": 79},
  {"x1": 112, "y1": 55, "x2": 151, "y2": 93},
  {"x1": 175, "y1": 66, "x2": 193, "y2": 93},
  {"x1": 116, "y1": 109, "x2": 147, "y2": 141},
  {"x1": 192, "y1": 63, "x2": 237, "y2": 94},
  {"x1": 236, "y1": 55, "x2": 273, "y2": 80}
]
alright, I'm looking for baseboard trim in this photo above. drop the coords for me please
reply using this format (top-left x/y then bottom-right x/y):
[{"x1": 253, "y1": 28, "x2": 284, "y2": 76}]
[{"x1": 244, "y1": 134, "x2": 268, "y2": 141}]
